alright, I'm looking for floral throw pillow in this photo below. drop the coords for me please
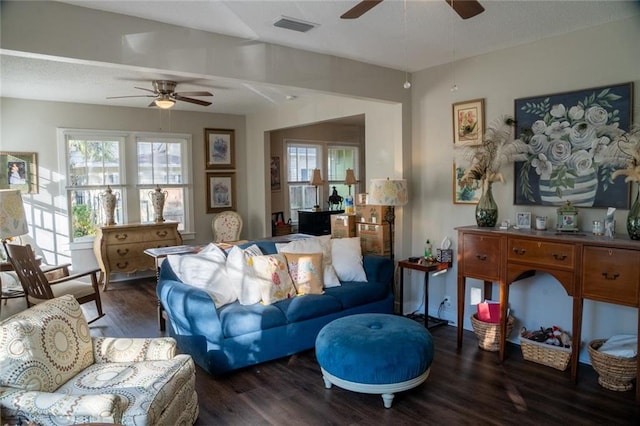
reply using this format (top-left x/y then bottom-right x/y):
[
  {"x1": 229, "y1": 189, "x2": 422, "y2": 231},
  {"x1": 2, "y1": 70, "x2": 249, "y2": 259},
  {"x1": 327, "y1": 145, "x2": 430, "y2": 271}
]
[
  {"x1": 251, "y1": 254, "x2": 296, "y2": 305},
  {"x1": 284, "y1": 252, "x2": 324, "y2": 295}
]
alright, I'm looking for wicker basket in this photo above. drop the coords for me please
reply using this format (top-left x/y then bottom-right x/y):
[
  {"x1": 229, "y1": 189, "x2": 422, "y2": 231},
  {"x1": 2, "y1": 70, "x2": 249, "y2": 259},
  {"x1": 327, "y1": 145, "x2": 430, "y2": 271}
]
[
  {"x1": 470, "y1": 314, "x2": 515, "y2": 352},
  {"x1": 587, "y1": 339, "x2": 637, "y2": 391},
  {"x1": 519, "y1": 333, "x2": 571, "y2": 371}
]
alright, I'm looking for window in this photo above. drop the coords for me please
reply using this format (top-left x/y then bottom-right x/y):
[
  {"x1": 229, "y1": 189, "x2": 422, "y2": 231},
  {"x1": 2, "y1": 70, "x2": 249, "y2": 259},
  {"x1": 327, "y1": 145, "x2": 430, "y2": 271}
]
[
  {"x1": 286, "y1": 143, "x2": 321, "y2": 222},
  {"x1": 285, "y1": 140, "x2": 360, "y2": 222},
  {"x1": 62, "y1": 130, "x2": 192, "y2": 241}
]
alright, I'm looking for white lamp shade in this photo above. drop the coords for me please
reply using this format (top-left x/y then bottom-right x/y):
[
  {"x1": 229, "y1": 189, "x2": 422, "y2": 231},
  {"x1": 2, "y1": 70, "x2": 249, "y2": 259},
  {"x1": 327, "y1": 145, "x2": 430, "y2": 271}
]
[
  {"x1": 310, "y1": 169, "x2": 323, "y2": 186},
  {"x1": 344, "y1": 169, "x2": 357, "y2": 186},
  {"x1": 0, "y1": 189, "x2": 28, "y2": 240},
  {"x1": 368, "y1": 178, "x2": 408, "y2": 206}
]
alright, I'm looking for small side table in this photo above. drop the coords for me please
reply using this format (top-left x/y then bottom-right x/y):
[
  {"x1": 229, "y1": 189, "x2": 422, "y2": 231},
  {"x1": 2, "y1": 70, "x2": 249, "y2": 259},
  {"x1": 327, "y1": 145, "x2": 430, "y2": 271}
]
[{"x1": 396, "y1": 258, "x2": 450, "y2": 329}]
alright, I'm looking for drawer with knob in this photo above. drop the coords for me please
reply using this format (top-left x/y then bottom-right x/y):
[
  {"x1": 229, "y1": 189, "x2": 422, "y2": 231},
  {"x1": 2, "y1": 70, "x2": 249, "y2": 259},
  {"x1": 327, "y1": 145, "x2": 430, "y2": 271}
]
[
  {"x1": 582, "y1": 246, "x2": 640, "y2": 307},
  {"x1": 507, "y1": 238, "x2": 575, "y2": 270},
  {"x1": 461, "y1": 233, "x2": 501, "y2": 281}
]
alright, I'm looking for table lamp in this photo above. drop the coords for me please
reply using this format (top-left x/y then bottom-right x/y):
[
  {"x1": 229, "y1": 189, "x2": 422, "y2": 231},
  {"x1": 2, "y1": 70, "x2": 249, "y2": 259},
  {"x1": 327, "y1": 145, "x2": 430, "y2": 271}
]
[
  {"x1": 0, "y1": 189, "x2": 29, "y2": 256},
  {"x1": 367, "y1": 178, "x2": 408, "y2": 260},
  {"x1": 310, "y1": 169, "x2": 323, "y2": 211}
]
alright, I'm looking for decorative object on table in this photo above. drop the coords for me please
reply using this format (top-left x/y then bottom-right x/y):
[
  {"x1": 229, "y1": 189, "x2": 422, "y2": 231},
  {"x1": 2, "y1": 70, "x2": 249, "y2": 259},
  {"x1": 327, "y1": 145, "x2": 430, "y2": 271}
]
[
  {"x1": 599, "y1": 124, "x2": 640, "y2": 239},
  {"x1": 0, "y1": 189, "x2": 28, "y2": 250},
  {"x1": 556, "y1": 201, "x2": 578, "y2": 232},
  {"x1": 100, "y1": 185, "x2": 117, "y2": 226},
  {"x1": 592, "y1": 220, "x2": 604, "y2": 236},
  {"x1": 367, "y1": 178, "x2": 408, "y2": 260},
  {"x1": 310, "y1": 168, "x2": 323, "y2": 211},
  {"x1": 460, "y1": 116, "x2": 516, "y2": 227},
  {"x1": 520, "y1": 326, "x2": 572, "y2": 371},
  {"x1": 513, "y1": 82, "x2": 633, "y2": 208},
  {"x1": 204, "y1": 128, "x2": 235, "y2": 169},
  {"x1": 516, "y1": 212, "x2": 531, "y2": 229},
  {"x1": 604, "y1": 207, "x2": 616, "y2": 238},
  {"x1": 0, "y1": 151, "x2": 38, "y2": 194},
  {"x1": 206, "y1": 172, "x2": 236, "y2": 213},
  {"x1": 423, "y1": 239, "x2": 432, "y2": 259},
  {"x1": 148, "y1": 185, "x2": 168, "y2": 222},
  {"x1": 327, "y1": 186, "x2": 343, "y2": 210},
  {"x1": 470, "y1": 313, "x2": 515, "y2": 352},
  {"x1": 344, "y1": 168, "x2": 357, "y2": 214},
  {"x1": 453, "y1": 98, "x2": 485, "y2": 146},
  {"x1": 588, "y1": 336, "x2": 637, "y2": 392},
  {"x1": 535, "y1": 215, "x2": 548, "y2": 230}
]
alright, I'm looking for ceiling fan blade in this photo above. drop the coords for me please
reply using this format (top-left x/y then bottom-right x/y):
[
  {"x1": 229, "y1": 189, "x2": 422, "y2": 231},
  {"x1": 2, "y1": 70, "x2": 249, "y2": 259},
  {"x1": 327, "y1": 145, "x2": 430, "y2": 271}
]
[
  {"x1": 134, "y1": 86, "x2": 157, "y2": 94},
  {"x1": 174, "y1": 91, "x2": 213, "y2": 97},
  {"x1": 107, "y1": 95, "x2": 155, "y2": 99},
  {"x1": 148, "y1": 100, "x2": 157, "y2": 107},
  {"x1": 341, "y1": 0, "x2": 383, "y2": 19},
  {"x1": 445, "y1": 0, "x2": 484, "y2": 20},
  {"x1": 174, "y1": 95, "x2": 212, "y2": 106}
]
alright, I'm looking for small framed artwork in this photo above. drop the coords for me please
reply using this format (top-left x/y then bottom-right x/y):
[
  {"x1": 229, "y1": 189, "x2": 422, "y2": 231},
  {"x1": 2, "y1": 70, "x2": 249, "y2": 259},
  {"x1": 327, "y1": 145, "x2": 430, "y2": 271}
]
[
  {"x1": 453, "y1": 162, "x2": 481, "y2": 204},
  {"x1": 0, "y1": 151, "x2": 38, "y2": 194},
  {"x1": 206, "y1": 172, "x2": 236, "y2": 213},
  {"x1": 270, "y1": 156, "x2": 281, "y2": 191},
  {"x1": 516, "y1": 212, "x2": 532, "y2": 229},
  {"x1": 205, "y1": 128, "x2": 235, "y2": 169},
  {"x1": 452, "y1": 98, "x2": 484, "y2": 146}
]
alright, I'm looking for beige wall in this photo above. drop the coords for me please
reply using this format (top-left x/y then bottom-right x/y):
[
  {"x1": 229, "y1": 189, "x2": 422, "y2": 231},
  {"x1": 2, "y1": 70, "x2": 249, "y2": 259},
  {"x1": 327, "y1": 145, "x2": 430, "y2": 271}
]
[
  {"x1": 0, "y1": 98, "x2": 245, "y2": 264},
  {"x1": 411, "y1": 17, "x2": 640, "y2": 362}
]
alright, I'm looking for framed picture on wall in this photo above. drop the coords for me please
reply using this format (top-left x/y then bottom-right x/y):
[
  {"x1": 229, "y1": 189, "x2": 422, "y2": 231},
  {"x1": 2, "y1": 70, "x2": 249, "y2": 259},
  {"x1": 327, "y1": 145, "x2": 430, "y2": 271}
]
[
  {"x1": 453, "y1": 162, "x2": 481, "y2": 204},
  {"x1": 0, "y1": 151, "x2": 38, "y2": 194},
  {"x1": 513, "y1": 82, "x2": 633, "y2": 208},
  {"x1": 205, "y1": 128, "x2": 235, "y2": 169},
  {"x1": 452, "y1": 98, "x2": 485, "y2": 146},
  {"x1": 206, "y1": 172, "x2": 236, "y2": 213},
  {"x1": 270, "y1": 156, "x2": 281, "y2": 191}
]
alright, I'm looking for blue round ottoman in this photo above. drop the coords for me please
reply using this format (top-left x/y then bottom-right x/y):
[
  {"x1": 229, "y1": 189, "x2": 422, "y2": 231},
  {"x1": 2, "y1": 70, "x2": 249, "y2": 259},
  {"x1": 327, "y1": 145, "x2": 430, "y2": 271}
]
[{"x1": 315, "y1": 313, "x2": 434, "y2": 408}]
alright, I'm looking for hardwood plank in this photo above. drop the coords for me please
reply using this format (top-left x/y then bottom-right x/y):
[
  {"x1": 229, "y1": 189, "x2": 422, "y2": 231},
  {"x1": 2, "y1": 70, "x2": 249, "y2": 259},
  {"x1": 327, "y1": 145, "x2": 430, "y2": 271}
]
[{"x1": 2, "y1": 278, "x2": 640, "y2": 425}]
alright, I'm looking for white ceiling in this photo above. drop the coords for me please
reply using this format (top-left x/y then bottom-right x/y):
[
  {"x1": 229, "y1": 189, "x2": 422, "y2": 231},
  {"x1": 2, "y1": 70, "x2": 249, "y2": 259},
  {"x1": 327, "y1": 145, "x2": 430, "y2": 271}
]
[{"x1": 2, "y1": 0, "x2": 639, "y2": 113}]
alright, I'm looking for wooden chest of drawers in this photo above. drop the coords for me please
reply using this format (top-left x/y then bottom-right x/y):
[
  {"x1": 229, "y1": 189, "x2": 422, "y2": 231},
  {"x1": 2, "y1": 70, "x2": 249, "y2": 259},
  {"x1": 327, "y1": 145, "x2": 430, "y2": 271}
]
[{"x1": 93, "y1": 222, "x2": 182, "y2": 290}]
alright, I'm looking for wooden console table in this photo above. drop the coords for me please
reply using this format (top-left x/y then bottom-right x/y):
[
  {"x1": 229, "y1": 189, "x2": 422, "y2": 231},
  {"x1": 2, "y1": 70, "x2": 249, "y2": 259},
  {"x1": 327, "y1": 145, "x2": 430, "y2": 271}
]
[
  {"x1": 93, "y1": 222, "x2": 182, "y2": 290},
  {"x1": 456, "y1": 225, "x2": 640, "y2": 400}
]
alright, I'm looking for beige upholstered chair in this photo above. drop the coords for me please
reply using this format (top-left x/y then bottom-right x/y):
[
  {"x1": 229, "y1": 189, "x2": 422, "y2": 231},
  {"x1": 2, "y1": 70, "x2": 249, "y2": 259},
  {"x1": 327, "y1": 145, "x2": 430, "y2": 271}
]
[
  {"x1": 0, "y1": 295, "x2": 199, "y2": 425},
  {"x1": 5, "y1": 243, "x2": 104, "y2": 323},
  {"x1": 212, "y1": 210, "x2": 243, "y2": 242}
]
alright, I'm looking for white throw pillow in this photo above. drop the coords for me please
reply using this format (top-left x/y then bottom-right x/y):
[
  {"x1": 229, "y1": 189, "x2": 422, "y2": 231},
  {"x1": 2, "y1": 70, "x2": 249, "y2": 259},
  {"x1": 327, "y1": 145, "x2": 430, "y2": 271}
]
[
  {"x1": 276, "y1": 236, "x2": 341, "y2": 287},
  {"x1": 331, "y1": 237, "x2": 367, "y2": 282},
  {"x1": 167, "y1": 243, "x2": 236, "y2": 308},
  {"x1": 226, "y1": 244, "x2": 263, "y2": 305}
]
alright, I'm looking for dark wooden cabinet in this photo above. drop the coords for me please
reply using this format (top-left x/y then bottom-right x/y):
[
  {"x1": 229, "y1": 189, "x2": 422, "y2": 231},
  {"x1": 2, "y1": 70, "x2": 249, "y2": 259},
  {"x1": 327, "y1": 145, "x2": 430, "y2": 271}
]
[
  {"x1": 456, "y1": 225, "x2": 640, "y2": 401},
  {"x1": 298, "y1": 210, "x2": 344, "y2": 236}
]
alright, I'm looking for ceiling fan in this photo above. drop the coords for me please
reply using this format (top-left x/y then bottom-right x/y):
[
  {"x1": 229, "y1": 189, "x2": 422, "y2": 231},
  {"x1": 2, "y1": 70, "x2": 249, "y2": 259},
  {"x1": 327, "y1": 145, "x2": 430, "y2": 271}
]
[
  {"x1": 107, "y1": 80, "x2": 213, "y2": 109},
  {"x1": 341, "y1": 0, "x2": 484, "y2": 20}
]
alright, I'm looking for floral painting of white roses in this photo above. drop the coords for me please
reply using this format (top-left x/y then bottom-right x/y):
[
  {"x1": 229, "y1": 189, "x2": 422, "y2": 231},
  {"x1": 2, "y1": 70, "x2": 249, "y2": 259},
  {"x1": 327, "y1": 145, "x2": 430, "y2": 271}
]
[{"x1": 513, "y1": 82, "x2": 633, "y2": 208}]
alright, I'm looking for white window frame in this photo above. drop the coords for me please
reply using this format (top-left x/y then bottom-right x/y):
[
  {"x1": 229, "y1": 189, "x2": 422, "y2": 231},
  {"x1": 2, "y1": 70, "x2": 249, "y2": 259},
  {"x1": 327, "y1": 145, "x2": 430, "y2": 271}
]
[
  {"x1": 284, "y1": 139, "x2": 362, "y2": 223},
  {"x1": 58, "y1": 129, "x2": 194, "y2": 243}
]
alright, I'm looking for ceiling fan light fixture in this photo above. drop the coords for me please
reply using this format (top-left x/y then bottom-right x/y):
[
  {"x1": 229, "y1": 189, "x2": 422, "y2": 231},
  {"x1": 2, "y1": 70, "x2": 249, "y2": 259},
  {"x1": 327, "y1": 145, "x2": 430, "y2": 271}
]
[{"x1": 155, "y1": 96, "x2": 175, "y2": 109}]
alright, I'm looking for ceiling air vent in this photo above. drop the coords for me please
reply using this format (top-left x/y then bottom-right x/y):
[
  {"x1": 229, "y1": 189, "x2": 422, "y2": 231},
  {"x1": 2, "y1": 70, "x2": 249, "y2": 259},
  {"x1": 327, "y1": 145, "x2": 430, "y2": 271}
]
[{"x1": 273, "y1": 16, "x2": 318, "y2": 33}]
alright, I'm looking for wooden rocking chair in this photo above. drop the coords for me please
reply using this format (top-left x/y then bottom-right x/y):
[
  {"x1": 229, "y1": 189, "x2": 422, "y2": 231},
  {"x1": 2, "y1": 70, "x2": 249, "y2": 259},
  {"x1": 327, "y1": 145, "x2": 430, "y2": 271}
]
[{"x1": 4, "y1": 243, "x2": 105, "y2": 323}]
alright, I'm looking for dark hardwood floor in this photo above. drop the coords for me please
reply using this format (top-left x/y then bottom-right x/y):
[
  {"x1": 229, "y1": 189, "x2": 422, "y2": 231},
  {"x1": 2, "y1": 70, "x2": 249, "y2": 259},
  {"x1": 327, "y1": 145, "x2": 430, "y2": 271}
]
[{"x1": 2, "y1": 278, "x2": 640, "y2": 425}]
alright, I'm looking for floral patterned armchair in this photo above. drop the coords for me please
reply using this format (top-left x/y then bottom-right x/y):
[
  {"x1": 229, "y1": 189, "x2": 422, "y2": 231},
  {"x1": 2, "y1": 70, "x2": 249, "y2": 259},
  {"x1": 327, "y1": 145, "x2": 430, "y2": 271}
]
[{"x1": 0, "y1": 295, "x2": 198, "y2": 425}]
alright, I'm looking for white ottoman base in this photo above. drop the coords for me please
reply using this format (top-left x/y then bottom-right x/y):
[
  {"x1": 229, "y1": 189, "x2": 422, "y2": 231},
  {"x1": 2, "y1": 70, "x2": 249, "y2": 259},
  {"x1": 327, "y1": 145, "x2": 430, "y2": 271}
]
[{"x1": 320, "y1": 366, "x2": 431, "y2": 408}]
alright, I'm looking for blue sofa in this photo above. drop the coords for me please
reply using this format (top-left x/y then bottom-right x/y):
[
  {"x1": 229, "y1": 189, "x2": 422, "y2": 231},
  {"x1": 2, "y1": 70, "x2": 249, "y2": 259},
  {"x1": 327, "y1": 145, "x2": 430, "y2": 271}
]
[{"x1": 157, "y1": 240, "x2": 394, "y2": 375}]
